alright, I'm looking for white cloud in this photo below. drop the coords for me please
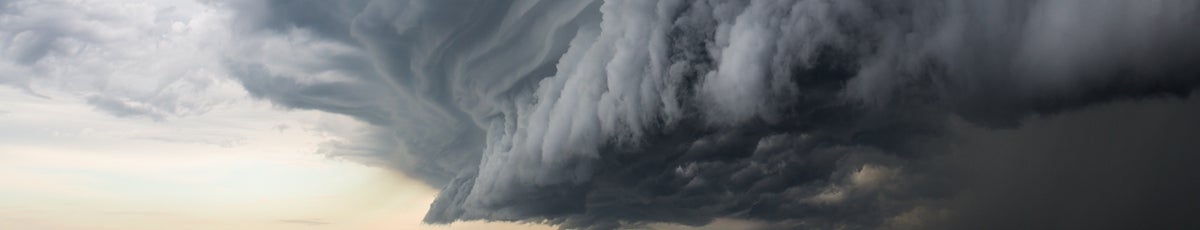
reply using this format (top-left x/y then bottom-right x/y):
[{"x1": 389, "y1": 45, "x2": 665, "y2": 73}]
[{"x1": 0, "y1": 0, "x2": 241, "y2": 119}]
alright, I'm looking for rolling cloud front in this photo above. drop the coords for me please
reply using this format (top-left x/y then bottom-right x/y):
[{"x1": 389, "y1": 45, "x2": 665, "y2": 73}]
[{"x1": 11, "y1": 0, "x2": 1193, "y2": 229}]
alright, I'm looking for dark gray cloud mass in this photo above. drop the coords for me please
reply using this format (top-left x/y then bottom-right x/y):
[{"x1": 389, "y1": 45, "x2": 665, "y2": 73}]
[{"x1": 214, "y1": 0, "x2": 1200, "y2": 229}]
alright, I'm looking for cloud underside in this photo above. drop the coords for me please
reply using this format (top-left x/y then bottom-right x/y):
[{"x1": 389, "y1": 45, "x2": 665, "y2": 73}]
[{"x1": 208, "y1": 0, "x2": 1200, "y2": 229}]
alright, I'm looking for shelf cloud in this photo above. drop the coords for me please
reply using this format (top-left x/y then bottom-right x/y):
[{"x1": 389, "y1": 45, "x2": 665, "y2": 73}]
[{"x1": 204, "y1": 0, "x2": 1200, "y2": 229}]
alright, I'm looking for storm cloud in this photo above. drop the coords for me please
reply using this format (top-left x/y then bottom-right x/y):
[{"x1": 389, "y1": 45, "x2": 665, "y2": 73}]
[{"x1": 211, "y1": 0, "x2": 1200, "y2": 229}]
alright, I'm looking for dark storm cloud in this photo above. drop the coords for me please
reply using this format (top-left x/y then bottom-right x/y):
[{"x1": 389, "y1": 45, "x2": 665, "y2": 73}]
[
  {"x1": 917, "y1": 96, "x2": 1200, "y2": 230},
  {"x1": 217, "y1": 0, "x2": 1200, "y2": 229},
  {"x1": 216, "y1": 0, "x2": 600, "y2": 189}
]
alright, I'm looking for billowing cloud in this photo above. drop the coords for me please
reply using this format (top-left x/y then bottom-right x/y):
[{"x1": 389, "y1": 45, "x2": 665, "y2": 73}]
[{"x1": 210, "y1": 0, "x2": 1200, "y2": 229}]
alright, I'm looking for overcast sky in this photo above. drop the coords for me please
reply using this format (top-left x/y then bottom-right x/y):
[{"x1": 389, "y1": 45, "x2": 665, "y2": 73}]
[{"x1": 3, "y1": 0, "x2": 1200, "y2": 230}]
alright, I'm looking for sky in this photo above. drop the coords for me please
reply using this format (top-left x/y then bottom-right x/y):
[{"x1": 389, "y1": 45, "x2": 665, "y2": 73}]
[
  {"x1": 0, "y1": 86, "x2": 556, "y2": 230},
  {"x1": 3, "y1": 0, "x2": 1200, "y2": 230}
]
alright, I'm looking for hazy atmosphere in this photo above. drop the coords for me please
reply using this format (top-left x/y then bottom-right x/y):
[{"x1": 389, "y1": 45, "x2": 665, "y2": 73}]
[{"x1": 3, "y1": 0, "x2": 1199, "y2": 229}]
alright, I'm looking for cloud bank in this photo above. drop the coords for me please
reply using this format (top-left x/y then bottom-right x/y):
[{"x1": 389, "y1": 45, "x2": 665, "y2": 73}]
[{"x1": 206, "y1": 0, "x2": 1200, "y2": 229}]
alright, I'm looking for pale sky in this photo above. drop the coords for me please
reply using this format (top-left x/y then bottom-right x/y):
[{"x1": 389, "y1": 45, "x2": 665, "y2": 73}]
[{"x1": 0, "y1": 70, "x2": 553, "y2": 230}]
